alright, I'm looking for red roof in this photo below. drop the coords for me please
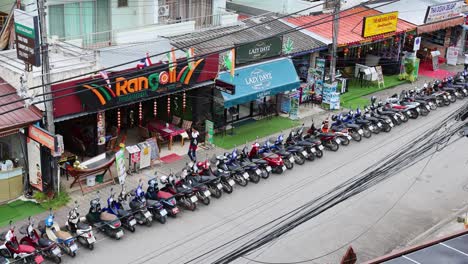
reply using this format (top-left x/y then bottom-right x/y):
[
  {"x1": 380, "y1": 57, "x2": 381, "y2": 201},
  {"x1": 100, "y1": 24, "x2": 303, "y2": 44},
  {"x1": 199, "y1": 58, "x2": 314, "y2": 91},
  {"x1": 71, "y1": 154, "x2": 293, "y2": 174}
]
[
  {"x1": 0, "y1": 78, "x2": 43, "y2": 132},
  {"x1": 285, "y1": 7, "x2": 416, "y2": 46}
]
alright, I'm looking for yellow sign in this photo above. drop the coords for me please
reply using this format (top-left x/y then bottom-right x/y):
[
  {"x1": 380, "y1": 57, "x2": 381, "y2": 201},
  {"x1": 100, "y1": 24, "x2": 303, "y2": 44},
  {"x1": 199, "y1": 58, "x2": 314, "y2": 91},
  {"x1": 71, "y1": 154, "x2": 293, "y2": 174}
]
[{"x1": 362, "y1": 11, "x2": 399, "y2": 38}]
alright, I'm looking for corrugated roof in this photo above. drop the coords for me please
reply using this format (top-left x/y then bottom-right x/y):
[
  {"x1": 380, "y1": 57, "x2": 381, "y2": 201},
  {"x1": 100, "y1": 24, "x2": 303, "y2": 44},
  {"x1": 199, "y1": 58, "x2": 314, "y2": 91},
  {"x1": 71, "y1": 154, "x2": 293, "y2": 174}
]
[
  {"x1": 0, "y1": 78, "x2": 43, "y2": 132},
  {"x1": 168, "y1": 15, "x2": 327, "y2": 56},
  {"x1": 285, "y1": 7, "x2": 416, "y2": 46}
]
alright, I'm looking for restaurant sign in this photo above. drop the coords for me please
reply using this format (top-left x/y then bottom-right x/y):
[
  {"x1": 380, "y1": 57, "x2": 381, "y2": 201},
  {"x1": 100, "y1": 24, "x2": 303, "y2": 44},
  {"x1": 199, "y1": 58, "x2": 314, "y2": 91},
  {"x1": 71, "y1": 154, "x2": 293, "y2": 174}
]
[
  {"x1": 76, "y1": 59, "x2": 206, "y2": 110},
  {"x1": 362, "y1": 11, "x2": 398, "y2": 38},
  {"x1": 14, "y1": 9, "x2": 41, "y2": 67},
  {"x1": 236, "y1": 36, "x2": 283, "y2": 65},
  {"x1": 424, "y1": 1, "x2": 463, "y2": 24}
]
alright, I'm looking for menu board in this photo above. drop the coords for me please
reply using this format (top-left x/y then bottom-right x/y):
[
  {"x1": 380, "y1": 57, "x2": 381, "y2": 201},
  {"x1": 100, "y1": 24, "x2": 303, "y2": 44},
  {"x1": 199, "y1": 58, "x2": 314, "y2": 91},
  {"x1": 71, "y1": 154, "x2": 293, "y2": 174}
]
[
  {"x1": 375, "y1": 66, "x2": 384, "y2": 88},
  {"x1": 322, "y1": 82, "x2": 337, "y2": 104},
  {"x1": 97, "y1": 112, "x2": 106, "y2": 145},
  {"x1": 115, "y1": 149, "x2": 127, "y2": 184},
  {"x1": 145, "y1": 138, "x2": 159, "y2": 162},
  {"x1": 137, "y1": 142, "x2": 151, "y2": 169}
]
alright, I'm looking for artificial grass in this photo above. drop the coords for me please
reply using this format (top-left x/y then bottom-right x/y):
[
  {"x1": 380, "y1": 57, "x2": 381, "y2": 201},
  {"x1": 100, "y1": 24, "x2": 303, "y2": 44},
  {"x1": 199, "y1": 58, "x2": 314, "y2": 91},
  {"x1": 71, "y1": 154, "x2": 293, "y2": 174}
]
[
  {"x1": 0, "y1": 200, "x2": 46, "y2": 227},
  {"x1": 214, "y1": 116, "x2": 300, "y2": 149},
  {"x1": 340, "y1": 75, "x2": 407, "y2": 109}
]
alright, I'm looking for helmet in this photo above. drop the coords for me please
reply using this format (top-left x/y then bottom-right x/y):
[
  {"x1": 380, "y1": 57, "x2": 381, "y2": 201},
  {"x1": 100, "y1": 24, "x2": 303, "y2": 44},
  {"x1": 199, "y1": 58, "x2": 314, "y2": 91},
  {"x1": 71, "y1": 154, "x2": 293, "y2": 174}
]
[
  {"x1": 160, "y1": 175, "x2": 168, "y2": 184},
  {"x1": 331, "y1": 115, "x2": 337, "y2": 121},
  {"x1": 45, "y1": 215, "x2": 54, "y2": 228}
]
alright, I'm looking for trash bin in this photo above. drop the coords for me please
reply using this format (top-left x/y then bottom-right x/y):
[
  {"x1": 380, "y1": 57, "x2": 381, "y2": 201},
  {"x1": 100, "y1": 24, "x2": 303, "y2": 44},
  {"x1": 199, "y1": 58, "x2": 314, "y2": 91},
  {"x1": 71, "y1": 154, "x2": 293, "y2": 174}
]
[{"x1": 86, "y1": 176, "x2": 96, "y2": 187}]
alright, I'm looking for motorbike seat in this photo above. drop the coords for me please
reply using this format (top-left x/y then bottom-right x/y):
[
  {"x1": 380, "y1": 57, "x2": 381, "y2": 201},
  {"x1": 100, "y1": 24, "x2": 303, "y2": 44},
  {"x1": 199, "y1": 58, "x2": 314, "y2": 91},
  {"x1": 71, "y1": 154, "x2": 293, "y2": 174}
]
[
  {"x1": 38, "y1": 238, "x2": 52, "y2": 247},
  {"x1": 76, "y1": 222, "x2": 90, "y2": 230},
  {"x1": 157, "y1": 191, "x2": 173, "y2": 200},
  {"x1": 146, "y1": 199, "x2": 159, "y2": 207},
  {"x1": 117, "y1": 208, "x2": 131, "y2": 217},
  {"x1": 252, "y1": 159, "x2": 267, "y2": 165},
  {"x1": 18, "y1": 244, "x2": 35, "y2": 253},
  {"x1": 261, "y1": 152, "x2": 278, "y2": 159},
  {"x1": 55, "y1": 230, "x2": 72, "y2": 240},
  {"x1": 297, "y1": 140, "x2": 312, "y2": 147},
  {"x1": 345, "y1": 123, "x2": 360, "y2": 129},
  {"x1": 100, "y1": 211, "x2": 117, "y2": 221}
]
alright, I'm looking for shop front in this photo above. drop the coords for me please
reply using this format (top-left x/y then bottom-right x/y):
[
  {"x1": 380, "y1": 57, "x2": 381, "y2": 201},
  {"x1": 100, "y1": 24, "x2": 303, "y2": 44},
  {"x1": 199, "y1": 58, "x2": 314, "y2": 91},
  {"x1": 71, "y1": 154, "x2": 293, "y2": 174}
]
[
  {"x1": 52, "y1": 54, "x2": 219, "y2": 169},
  {"x1": 213, "y1": 58, "x2": 300, "y2": 126},
  {"x1": 0, "y1": 79, "x2": 45, "y2": 203}
]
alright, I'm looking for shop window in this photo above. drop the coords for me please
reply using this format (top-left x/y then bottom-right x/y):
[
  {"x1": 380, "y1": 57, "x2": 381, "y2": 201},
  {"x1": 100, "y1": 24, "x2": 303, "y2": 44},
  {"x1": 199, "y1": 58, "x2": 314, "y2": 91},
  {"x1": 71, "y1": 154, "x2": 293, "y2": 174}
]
[
  {"x1": 423, "y1": 30, "x2": 445, "y2": 46},
  {"x1": 118, "y1": 0, "x2": 128, "y2": 7},
  {"x1": 0, "y1": 134, "x2": 25, "y2": 170}
]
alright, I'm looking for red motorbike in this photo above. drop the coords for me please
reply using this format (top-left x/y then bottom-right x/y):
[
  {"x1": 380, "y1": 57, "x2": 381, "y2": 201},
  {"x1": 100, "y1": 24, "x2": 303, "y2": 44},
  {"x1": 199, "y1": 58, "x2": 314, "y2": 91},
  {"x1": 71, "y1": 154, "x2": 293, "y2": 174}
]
[
  {"x1": 0, "y1": 222, "x2": 44, "y2": 264},
  {"x1": 248, "y1": 140, "x2": 285, "y2": 174},
  {"x1": 306, "y1": 121, "x2": 340, "y2": 151},
  {"x1": 19, "y1": 217, "x2": 62, "y2": 263}
]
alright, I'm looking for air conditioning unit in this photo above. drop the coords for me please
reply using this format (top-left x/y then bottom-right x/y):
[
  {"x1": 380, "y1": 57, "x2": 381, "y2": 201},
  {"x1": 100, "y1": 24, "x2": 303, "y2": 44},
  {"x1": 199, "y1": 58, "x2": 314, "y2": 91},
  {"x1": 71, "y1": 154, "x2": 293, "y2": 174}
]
[{"x1": 158, "y1": 5, "x2": 169, "y2": 17}]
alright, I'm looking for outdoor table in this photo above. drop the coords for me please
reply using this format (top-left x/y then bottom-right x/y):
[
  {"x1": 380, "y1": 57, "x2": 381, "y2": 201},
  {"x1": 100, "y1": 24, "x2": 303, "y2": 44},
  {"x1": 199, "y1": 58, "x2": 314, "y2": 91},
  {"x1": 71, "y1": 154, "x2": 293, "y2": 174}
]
[{"x1": 147, "y1": 120, "x2": 186, "y2": 150}]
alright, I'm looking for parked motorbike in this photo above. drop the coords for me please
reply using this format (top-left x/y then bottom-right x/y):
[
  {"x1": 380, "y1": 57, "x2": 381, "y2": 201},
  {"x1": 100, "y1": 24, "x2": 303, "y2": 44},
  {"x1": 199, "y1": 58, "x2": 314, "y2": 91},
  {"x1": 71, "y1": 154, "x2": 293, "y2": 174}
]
[
  {"x1": 180, "y1": 168, "x2": 212, "y2": 206},
  {"x1": 248, "y1": 140, "x2": 286, "y2": 173},
  {"x1": 272, "y1": 133, "x2": 307, "y2": 164},
  {"x1": 160, "y1": 172, "x2": 198, "y2": 211},
  {"x1": 38, "y1": 210, "x2": 78, "y2": 257},
  {"x1": 104, "y1": 188, "x2": 138, "y2": 232},
  {"x1": 192, "y1": 155, "x2": 235, "y2": 194},
  {"x1": 220, "y1": 149, "x2": 251, "y2": 185},
  {"x1": 19, "y1": 217, "x2": 62, "y2": 263},
  {"x1": 0, "y1": 222, "x2": 44, "y2": 264},
  {"x1": 239, "y1": 145, "x2": 271, "y2": 179},
  {"x1": 133, "y1": 182, "x2": 168, "y2": 224},
  {"x1": 294, "y1": 124, "x2": 325, "y2": 158},
  {"x1": 128, "y1": 180, "x2": 154, "y2": 226},
  {"x1": 85, "y1": 193, "x2": 124, "y2": 240},
  {"x1": 186, "y1": 161, "x2": 225, "y2": 196},
  {"x1": 146, "y1": 176, "x2": 180, "y2": 217},
  {"x1": 232, "y1": 148, "x2": 262, "y2": 183},
  {"x1": 65, "y1": 201, "x2": 96, "y2": 250},
  {"x1": 306, "y1": 121, "x2": 340, "y2": 151}
]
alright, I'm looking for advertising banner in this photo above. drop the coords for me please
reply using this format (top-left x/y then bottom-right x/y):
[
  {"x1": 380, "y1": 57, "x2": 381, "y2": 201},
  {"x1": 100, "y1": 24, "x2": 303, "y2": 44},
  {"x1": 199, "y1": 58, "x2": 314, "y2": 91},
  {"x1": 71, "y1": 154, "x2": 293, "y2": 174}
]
[
  {"x1": 205, "y1": 120, "x2": 214, "y2": 145},
  {"x1": 424, "y1": 1, "x2": 463, "y2": 24},
  {"x1": 322, "y1": 82, "x2": 337, "y2": 104},
  {"x1": 137, "y1": 142, "x2": 151, "y2": 169},
  {"x1": 236, "y1": 36, "x2": 283, "y2": 65},
  {"x1": 362, "y1": 12, "x2": 398, "y2": 38},
  {"x1": 27, "y1": 138, "x2": 42, "y2": 191},
  {"x1": 14, "y1": 9, "x2": 40, "y2": 66},
  {"x1": 289, "y1": 92, "x2": 300, "y2": 120},
  {"x1": 115, "y1": 149, "x2": 127, "y2": 184},
  {"x1": 97, "y1": 112, "x2": 106, "y2": 145}
]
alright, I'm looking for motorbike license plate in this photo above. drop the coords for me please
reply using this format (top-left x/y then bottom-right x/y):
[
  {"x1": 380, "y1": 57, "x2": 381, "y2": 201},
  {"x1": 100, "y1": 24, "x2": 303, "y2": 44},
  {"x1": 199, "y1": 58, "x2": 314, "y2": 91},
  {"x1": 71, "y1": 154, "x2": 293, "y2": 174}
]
[
  {"x1": 399, "y1": 115, "x2": 405, "y2": 120},
  {"x1": 390, "y1": 123, "x2": 394, "y2": 127},
  {"x1": 310, "y1": 148, "x2": 316, "y2": 153},
  {"x1": 302, "y1": 150, "x2": 308, "y2": 156},
  {"x1": 347, "y1": 135, "x2": 352, "y2": 140},
  {"x1": 203, "y1": 190, "x2": 211, "y2": 197},
  {"x1": 335, "y1": 138, "x2": 341, "y2": 144},
  {"x1": 416, "y1": 107, "x2": 420, "y2": 113},
  {"x1": 228, "y1": 179, "x2": 235, "y2": 186},
  {"x1": 70, "y1": 243, "x2": 78, "y2": 252},
  {"x1": 160, "y1": 209, "x2": 168, "y2": 217},
  {"x1": 116, "y1": 230, "x2": 124, "y2": 239},
  {"x1": 190, "y1": 196, "x2": 198, "y2": 203},
  {"x1": 172, "y1": 208, "x2": 180, "y2": 214},
  {"x1": 266, "y1": 166, "x2": 272, "y2": 172},
  {"x1": 377, "y1": 123, "x2": 382, "y2": 128},
  {"x1": 129, "y1": 219, "x2": 137, "y2": 226},
  {"x1": 87, "y1": 236, "x2": 96, "y2": 244},
  {"x1": 319, "y1": 145, "x2": 324, "y2": 150},
  {"x1": 243, "y1": 172, "x2": 250, "y2": 179},
  {"x1": 425, "y1": 105, "x2": 430, "y2": 110},
  {"x1": 369, "y1": 125, "x2": 374, "y2": 130},
  {"x1": 282, "y1": 165, "x2": 286, "y2": 171},
  {"x1": 289, "y1": 157, "x2": 295, "y2": 163},
  {"x1": 144, "y1": 211, "x2": 152, "y2": 218},
  {"x1": 35, "y1": 255, "x2": 44, "y2": 263},
  {"x1": 255, "y1": 169, "x2": 262, "y2": 175},
  {"x1": 217, "y1": 183, "x2": 223, "y2": 190},
  {"x1": 358, "y1": 129, "x2": 364, "y2": 135},
  {"x1": 52, "y1": 247, "x2": 61, "y2": 255}
]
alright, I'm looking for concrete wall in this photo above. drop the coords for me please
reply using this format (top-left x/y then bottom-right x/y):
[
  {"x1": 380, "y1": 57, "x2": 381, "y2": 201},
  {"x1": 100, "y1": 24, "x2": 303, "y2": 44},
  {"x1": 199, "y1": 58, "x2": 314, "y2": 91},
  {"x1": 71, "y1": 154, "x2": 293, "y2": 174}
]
[{"x1": 113, "y1": 21, "x2": 196, "y2": 44}]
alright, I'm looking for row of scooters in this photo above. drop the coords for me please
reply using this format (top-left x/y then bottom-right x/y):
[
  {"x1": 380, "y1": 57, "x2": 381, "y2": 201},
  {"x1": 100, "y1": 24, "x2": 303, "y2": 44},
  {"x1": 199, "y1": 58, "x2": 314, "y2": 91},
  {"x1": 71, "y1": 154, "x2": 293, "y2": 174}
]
[{"x1": 1, "y1": 73, "x2": 467, "y2": 264}]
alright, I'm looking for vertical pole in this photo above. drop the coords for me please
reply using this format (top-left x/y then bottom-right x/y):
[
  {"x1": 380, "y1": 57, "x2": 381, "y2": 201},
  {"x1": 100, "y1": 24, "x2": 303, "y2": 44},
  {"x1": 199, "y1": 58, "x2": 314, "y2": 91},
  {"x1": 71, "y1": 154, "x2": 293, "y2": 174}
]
[
  {"x1": 37, "y1": 0, "x2": 54, "y2": 134},
  {"x1": 330, "y1": 0, "x2": 340, "y2": 82}
]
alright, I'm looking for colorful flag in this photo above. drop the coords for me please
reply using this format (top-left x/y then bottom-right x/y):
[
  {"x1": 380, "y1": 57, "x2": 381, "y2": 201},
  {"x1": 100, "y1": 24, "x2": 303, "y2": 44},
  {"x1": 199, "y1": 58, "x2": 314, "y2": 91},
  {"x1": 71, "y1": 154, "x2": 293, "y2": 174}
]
[
  {"x1": 99, "y1": 71, "x2": 111, "y2": 90},
  {"x1": 167, "y1": 48, "x2": 177, "y2": 82},
  {"x1": 223, "y1": 48, "x2": 235, "y2": 77},
  {"x1": 186, "y1": 47, "x2": 195, "y2": 70},
  {"x1": 137, "y1": 52, "x2": 152, "y2": 69}
]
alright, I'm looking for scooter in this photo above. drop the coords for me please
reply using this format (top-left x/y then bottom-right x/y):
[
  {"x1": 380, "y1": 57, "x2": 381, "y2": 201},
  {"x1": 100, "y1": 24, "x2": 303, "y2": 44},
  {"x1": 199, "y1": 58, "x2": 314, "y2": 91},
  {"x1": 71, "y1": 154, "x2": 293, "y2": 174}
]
[
  {"x1": 128, "y1": 180, "x2": 154, "y2": 226},
  {"x1": 248, "y1": 140, "x2": 285, "y2": 174},
  {"x1": 240, "y1": 145, "x2": 271, "y2": 179},
  {"x1": 104, "y1": 188, "x2": 138, "y2": 232},
  {"x1": 0, "y1": 222, "x2": 44, "y2": 264},
  {"x1": 295, "y1": 124, "x2": 325, "y2": 158},
  {"x1": 160, "y1": 172, "x2": 198, "y2": 211},
  {"x1": 133, "y1": 181, "x2": 167, "y2": 224},
  {"x1": 65, "y1": 201, "x2": 96, "y2": 250},
  {"x1": 180, "y1": 168, "x2": 211, "y2": 206},
  {"x1": 85, "y1": 193, "x2": 124, "y2": 240},
  {"x1": 306, "y1": 121, "x2": 340, "y2": 151},
  {"x1": 187, "y1": 161, "x2": 225, "y2": 197},
  {"x1": 38, "y1": 209, "x2": 78, "y2": 257},
  {"x1": 196, "y1": 155, "x2": 234, "y2": 194},
  {"x1": 146, "y1": 176, "x2": 180, "y2": 217},
  {"x1": 232, "y1": 148, "x2": 262, "y2": 183},
  {"x1": 219, "y1": 150, "x2": 250, "y2": 186},
  {"x1": 19, "y1": 217, "x2": 62, "y2": 263}
]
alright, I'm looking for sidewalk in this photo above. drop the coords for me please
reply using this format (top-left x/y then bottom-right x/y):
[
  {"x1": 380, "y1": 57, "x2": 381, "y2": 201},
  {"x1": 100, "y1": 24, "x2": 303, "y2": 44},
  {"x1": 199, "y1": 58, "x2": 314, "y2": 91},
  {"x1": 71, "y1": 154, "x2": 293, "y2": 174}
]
[{"x1": 1, "y1": 63, "x2": 463, "y2": 233}]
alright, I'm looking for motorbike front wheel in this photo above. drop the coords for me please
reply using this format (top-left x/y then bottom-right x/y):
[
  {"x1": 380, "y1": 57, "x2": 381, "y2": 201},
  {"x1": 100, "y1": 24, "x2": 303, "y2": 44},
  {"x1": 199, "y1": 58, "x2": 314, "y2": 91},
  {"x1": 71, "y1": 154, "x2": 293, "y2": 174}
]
[
  {"x1": 261, "y1": 168, "x2": 270, "y2": 179},
  {"x1": 449, "y1": 95, "x2": 457, "y2": 103},
  {"x1": 410, "y1": 110, "x2": 419, "y2": 119},
  {"x1": 420, "y1": 107, "x2": 429, "y2": 116},
  {"x1": 210, "y1": 186, "x2": 223, "y2": 198},
  {"x1": 53, "y1": 255, "x2": 62, "y2": 264},
  {"x1": 315, "y1": 149, "x2": 323, "y2": 158},
  {"x1": 351, "y1": 132, "x2": 362, "y2": 142},
  {"x1": 284, "y1": 159, "x2": 294, "y2": 169},
  {"x1": 430, "y1": 102, "x2": 437, "y2": 110},
  {"x1": 88, "y1": 243, "x2": 94, "y2": 250},
  {"x1": 222, "y1": 181, "x2": 233, "y2": 193},
  {"x1": 340, "y1": 136, "x2": 350, "y2": 146},
  {"x1": 235, "y1": 174, "x2": 248, "y2": 186},
  {"x1": 400, "y1": 113, "x2": 409, "y2": 122},
  {"x1": 186, "y1": 200, "x2": 197, "y2": 211},
  {"x1": 383, "y1": 124, "x2": 392, "y2": 133},
  {"x1": 327, "y1": 140, "x2": 339, "y2": 151},
  {"x1": 295, "y1": 154, "x2": 305, "y2": 164},
  {"x1": 248, "y1": 171, "x2": 261, "y2": 183},
  {"x1": 129, "y1": 225, "x2": 136, "y2": 232},
  {"x1": 201, "y1": 196, "x2": 210, "y2": 206}
]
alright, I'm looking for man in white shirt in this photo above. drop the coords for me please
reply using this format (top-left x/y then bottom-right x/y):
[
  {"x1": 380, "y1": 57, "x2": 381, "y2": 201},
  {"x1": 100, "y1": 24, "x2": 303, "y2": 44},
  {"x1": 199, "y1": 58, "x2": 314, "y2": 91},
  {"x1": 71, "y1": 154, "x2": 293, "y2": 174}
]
[{"x1": 188, "y1": 128, "x2": 199, "y2": 162}]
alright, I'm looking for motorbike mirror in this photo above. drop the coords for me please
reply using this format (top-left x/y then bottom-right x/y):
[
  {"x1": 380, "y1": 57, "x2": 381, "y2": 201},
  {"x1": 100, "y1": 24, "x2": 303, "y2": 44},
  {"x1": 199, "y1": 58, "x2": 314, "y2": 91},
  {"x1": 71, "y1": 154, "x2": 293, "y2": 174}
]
[{"x1": 110, "y1": 187, "x2": 114, "y2": 193}]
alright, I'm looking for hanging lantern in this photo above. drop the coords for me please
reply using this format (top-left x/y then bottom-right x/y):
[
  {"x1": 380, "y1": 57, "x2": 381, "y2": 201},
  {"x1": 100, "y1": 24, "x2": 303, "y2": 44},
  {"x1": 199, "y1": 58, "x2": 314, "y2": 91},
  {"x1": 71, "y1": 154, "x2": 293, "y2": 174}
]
[
  {"x1": 394, "y1": 36, "x2": 400, "y2": 42},
  {"x1": 343, "y1": 47, "x2": 349, "y2": 56},
  {"x1": 138, "y1": 102, "x2": 142, "y2": 126},
  {"x1": 357, "y1": 47, "x2": 362, "y2": 58},
  {"x1": 117, "y1": 108, "x2": 121, "y2": 133},
  {"x1": 408, "y1": 34, "x2": 414, "y2": 40},
  {"x1": 182, "y1": 92, "x2": 186, "y2": 112},
  {"x1": 153, "y1": 99, "x2": 157, "y2": 117},
  {"x1": 167, "y1": 96, "x2": 171, "y2": 116}
]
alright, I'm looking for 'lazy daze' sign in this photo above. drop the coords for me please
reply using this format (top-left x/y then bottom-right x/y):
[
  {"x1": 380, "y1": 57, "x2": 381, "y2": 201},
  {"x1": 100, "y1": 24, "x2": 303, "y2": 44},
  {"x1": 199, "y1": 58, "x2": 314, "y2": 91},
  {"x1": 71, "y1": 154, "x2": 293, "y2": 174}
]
[{"x1": 236, "y1": 36, "x2": 283, "y2": 65}]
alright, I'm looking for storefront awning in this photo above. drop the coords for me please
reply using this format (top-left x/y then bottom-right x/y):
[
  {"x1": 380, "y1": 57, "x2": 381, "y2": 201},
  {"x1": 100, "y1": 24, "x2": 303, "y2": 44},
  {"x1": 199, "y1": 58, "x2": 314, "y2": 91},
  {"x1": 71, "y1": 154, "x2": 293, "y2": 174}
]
[
  {"x1": 417, "y1": 16, "x2": 465, "y2": 34},
  {"x1": 217, "y1": 58, "x2": 300, "y2": 108}
]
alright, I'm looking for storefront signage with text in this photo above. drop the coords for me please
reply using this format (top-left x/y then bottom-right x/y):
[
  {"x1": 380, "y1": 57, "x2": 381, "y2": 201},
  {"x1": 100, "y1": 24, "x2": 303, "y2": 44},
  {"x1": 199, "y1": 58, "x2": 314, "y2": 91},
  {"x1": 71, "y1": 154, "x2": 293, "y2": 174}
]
[
  {"x1": 362, "y1": 12, "x2": 398, "y2": 38},
  {"x1": 14, "y1": 9, "x2": 40, "y2": 67},
  {"x1": 424, "y1": 1, "x2": 463, "y2": 24},
  {"x1": 236, "y1": 36, "x2": 283, "y2": 65},
  {"x1": 28, "y1": 125, "x2": 55, "y2": 151}
]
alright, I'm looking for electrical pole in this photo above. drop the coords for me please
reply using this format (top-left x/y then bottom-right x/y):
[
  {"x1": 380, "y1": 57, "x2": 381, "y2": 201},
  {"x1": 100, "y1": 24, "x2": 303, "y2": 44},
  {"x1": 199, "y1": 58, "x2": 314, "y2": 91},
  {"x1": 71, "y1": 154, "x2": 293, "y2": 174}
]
[
  {"x1": 330, "y1": 0, "x2": 340, "y2": 82},
  {"x1": 37, "y1": 0, "x2": 55, "y2": 134}
]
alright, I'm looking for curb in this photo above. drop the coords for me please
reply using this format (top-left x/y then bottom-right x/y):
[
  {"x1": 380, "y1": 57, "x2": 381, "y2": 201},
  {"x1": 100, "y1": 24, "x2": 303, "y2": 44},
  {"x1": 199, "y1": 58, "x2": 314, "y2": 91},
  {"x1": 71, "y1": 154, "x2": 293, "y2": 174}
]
[{"x1": 405, "y1": 203, "x2": 468, "y2": 247}]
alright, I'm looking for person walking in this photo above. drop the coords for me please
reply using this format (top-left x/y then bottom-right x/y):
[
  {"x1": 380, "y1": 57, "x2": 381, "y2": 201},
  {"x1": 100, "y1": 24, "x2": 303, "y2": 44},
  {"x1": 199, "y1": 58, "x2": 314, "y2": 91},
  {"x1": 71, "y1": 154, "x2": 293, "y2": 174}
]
[{"x1": 188, "y1": 127, "x2": 199, "y2": 162}]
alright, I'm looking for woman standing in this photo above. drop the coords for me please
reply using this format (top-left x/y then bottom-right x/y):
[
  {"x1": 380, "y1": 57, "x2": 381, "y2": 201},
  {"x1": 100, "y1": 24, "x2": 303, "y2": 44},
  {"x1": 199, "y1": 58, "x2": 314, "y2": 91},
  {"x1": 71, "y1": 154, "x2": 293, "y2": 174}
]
[{"x1": 188, "y1": 127, "x2": 199, "y2": 162}]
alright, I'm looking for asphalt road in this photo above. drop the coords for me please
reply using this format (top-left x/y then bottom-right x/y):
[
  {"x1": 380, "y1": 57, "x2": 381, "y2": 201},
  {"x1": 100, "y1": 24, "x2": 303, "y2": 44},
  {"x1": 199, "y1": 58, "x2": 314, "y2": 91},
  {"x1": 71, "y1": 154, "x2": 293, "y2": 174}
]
[{"x1": 62, "y1": 100, "x2": 468, "y2": 264}]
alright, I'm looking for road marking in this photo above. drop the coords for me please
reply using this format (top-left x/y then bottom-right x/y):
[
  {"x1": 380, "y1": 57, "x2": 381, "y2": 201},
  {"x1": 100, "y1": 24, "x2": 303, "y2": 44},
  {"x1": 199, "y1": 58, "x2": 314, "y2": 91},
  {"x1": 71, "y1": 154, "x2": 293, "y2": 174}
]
[
  {"x1": 402, "y1": 255, "x2": 421, "y2": 264},
  {"x1": 440, "y1": 242, "x2": 468, "y2": 257}
]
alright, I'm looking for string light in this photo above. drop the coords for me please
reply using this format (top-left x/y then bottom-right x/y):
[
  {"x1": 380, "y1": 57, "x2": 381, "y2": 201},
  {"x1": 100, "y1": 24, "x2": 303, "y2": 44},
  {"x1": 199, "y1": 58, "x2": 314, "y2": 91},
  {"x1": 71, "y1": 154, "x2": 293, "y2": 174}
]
[
  {"x1": 182, "y1": 92, "x2": 186, "y2": 112},
  {"x1": 139, "y1": 102, "x2": 142, "y2": 126},
  {"x1": 167, "y1": 96, "x2": 171, "y2": 116},
  {"x1": 154, "y1": 99, "x2": 157, "y2": 117},
  {"x1": 117, "y1": 108, "x2": 121, "y2": 133}
]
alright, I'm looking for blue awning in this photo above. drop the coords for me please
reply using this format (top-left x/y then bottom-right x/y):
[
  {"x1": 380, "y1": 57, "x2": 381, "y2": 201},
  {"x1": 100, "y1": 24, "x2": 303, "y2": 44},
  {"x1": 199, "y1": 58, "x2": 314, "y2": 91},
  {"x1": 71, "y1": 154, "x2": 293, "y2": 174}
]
[{"x1": 218, "y1": 58, "x2": 300, "y2": 108}]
